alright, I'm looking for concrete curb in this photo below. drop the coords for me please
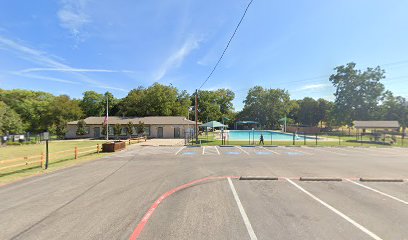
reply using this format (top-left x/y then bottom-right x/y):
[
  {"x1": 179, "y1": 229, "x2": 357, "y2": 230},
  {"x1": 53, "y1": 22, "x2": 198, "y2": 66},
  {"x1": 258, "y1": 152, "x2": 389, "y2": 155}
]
[
  {"x1": 240, "y1": 145, "x2": 256, "y2": 148},
  {"x1": 262, "y1": 145, "x2": 278, "y2": 147},
  {"x1": 359, "y1": 178, "x2": 404, "y2": 182},
  {"x1": 239, "y1": 176, "x2": 279, "y2": 180},
  {"x1": 300, "y1": 177, "x2": 342, "y2": 182},
  {"x1": 219, "y1": 145, "x2": 234, "y2": 147}
]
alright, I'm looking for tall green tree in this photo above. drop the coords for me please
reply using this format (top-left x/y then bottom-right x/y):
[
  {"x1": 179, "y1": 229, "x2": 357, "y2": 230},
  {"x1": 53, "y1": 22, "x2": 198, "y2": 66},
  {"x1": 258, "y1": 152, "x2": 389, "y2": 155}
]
[
  {"x1": 381, "y1": 91, "x2": 408, "y2": 131},
  {"x1": 80, "y1": 91, "x2": 105, "y2": 117},
  {"x1": 238, "y1": 86, "x2": 291, "y2": 129},
  {"x1": 0, "y1": 89, "x2": 54, "y2": 133},
  {"x1": 113, "y1": 123, "x2": 122, "y2": 139},
  {"x1": 46, "y1": 95, "x2": 83, "y2": 131},
  {"x1": 126, "y1": 121, "x2": 134, "y2": 138},
  {"x1": 329, "y1": 62, "x2": 385, "y2": 125},
  {"x1": 192, "y1": 89, "x2": 235, "y2": 122},
  {"x1": 297, "y1": 97, "x2": 320, "y2": 126},
  {"x1": 119, "y1": 83, "x2": 191, "y2": 117},
  {"x1": 0, "y1": 101, "x2": 24, "y2": 135}
]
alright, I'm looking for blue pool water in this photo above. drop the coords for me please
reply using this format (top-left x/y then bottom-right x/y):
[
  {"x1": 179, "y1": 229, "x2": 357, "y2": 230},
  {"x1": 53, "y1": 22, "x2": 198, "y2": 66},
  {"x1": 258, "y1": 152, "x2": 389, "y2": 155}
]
[{"x1": 227, "y1": 130, "x2": 308, "y2": 141}]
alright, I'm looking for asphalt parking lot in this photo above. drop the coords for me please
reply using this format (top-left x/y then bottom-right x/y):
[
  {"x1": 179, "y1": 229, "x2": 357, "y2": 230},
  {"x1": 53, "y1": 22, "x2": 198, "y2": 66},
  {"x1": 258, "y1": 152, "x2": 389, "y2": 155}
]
[{"x1": 0, "y1": 146, "x2": 407, "y2": 240}]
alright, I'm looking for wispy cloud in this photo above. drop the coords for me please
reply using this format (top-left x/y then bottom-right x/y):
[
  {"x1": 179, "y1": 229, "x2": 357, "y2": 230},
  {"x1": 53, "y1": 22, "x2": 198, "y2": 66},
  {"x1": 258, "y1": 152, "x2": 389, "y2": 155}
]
[
  {"x1": 20, "y1": 68, "x2": 133, "y2": 74},
  {"x1": 0, "y1": 35, "x2": 126, "y2": 91},
  {"x1": 153, "y1": 36, "x2": 201, "y2": 82},
  {"x1": 57, "y1": 0, "x2": 90, "y2": 40},
  {"x1": 299, "y1": 83, "x2": 331, "y2": 91}
]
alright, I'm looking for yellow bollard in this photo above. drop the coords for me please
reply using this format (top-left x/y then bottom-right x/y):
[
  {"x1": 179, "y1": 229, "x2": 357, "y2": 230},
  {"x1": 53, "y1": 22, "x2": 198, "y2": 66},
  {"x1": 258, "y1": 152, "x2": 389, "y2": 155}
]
[{"x1": 74, "y1": 147, "x2": 78, "y2": 159}]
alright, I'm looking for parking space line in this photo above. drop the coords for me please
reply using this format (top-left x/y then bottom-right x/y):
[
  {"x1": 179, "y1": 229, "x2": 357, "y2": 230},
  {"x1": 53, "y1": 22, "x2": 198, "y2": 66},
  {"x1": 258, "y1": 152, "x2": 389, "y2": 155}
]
[
  {"x1": 174, "y1": 146, "x2": 186, "y2": 155},
  {"x1": 227, "y1": 178, "x2": 258, "y2": 240},
  {"x1": 215, "y1": 146, "x2": 221, "y2": 155},
  {"x1": 346, "y1": 179, "x2": 408, "y2": 205},
  {"x1": 259, "y1": 146, "x2": 280, "y2": 155},
  {"x1": 286, "y1": 178, "x2": 383, "y2": 240},
  {"x1": 235, "y1": 146, "x2": 250, "y2": 155}
]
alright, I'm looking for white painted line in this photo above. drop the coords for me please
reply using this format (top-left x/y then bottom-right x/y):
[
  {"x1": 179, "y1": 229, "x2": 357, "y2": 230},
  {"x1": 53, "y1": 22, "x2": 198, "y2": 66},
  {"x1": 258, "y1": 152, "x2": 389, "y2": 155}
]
[
  {"x1": 346, "y1": 179, "x2": 408, "y2": 205},
  {"x1": 260, "y1": 146, "x2": 280, "y2": 155},
  {"x1": 175, "y1": 146, "x2": 186, "y2": 155},
  {"x1": 227, "y1": 178, "x2": 258, "y2": 240},
  {"x1": 215, "y1": 146, "x2": 221, "y2": 155},
  {"x1": 286, "y1": 178, "x2": 383, "y2": 240},
  {"x1": 236, "y1": 146, "x2": 250, "y2": 155},
  {"x1": 202, "y1": 146, "x2": 206, "y2": 155}
]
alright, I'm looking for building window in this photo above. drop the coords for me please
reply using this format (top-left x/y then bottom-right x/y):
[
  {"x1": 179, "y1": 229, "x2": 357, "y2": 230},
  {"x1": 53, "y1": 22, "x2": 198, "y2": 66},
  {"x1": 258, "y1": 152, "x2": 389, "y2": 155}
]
[
  {"x1": 121, "y1": 127, "x2": 127, "y2": 136},
  {"x1": 144, "y1": 126, "x2": 150, "y2": 136}
]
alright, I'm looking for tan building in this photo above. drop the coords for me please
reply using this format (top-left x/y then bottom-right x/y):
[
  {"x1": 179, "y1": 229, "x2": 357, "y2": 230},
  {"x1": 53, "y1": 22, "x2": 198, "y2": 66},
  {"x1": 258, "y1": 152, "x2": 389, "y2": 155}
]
[{"x1": 66, "y1": 116, "x2": 196, "y2": 139}]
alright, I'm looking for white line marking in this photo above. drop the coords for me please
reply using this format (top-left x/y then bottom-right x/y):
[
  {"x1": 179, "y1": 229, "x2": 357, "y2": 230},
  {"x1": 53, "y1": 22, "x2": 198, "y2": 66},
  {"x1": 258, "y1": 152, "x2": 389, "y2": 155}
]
[
  {"x1": 289, "y1": 147, "x2": 313, "y2": 155},
  {"x1": 202, "y1": 146, "x2": 206, "y2": 155},
  {"x1": 175, "y1": 146, "x2": 186, "y2": 155},
  {"x1": 215, "y1": 146, "x2": 221, "y2": 155},
  {"x1": 259, "y1": 146, "x2": 280, "y2": 155},
  {"x1": 235, "y1": 146, "x2": 249, "y2": 155},
  {"x1": 346, "y1": 179, "x2": 408, "y2": 205},
  {"x1": 286, "y1": 178, "x2": 383, "y2": 240},
  {"x1": 227, "y1": 178, "x2": 258, "y2": 240}
]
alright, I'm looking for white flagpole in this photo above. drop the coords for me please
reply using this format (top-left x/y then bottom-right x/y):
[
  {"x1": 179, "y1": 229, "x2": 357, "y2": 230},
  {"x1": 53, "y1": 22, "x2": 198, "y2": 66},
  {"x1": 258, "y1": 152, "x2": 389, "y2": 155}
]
[{"x1": 106, "y1": 96, "x2": 109, "y2": 141}]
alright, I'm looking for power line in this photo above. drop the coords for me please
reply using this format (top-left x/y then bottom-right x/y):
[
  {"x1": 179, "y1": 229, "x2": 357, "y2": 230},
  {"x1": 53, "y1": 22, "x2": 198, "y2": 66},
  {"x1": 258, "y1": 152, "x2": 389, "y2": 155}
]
[{"x1": 198, "y1": 0, "x2": 254, "y2": 90}]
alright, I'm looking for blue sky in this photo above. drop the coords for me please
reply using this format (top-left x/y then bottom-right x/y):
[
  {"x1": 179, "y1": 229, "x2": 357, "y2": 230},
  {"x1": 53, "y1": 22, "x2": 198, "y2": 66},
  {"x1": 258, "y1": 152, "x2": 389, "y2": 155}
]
[{"x1": 1, "y1": 0, "x2": 408, "y2": 110}]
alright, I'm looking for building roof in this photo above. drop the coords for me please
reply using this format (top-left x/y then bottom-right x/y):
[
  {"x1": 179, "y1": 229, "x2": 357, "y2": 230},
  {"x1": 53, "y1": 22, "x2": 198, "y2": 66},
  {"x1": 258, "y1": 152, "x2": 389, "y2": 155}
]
[
  {"x1": 68, "y1": 116, "x2": 196, "y2": 125},
  {"x1": 353, "y1": 121, "x2": 400, "y2": 129}
]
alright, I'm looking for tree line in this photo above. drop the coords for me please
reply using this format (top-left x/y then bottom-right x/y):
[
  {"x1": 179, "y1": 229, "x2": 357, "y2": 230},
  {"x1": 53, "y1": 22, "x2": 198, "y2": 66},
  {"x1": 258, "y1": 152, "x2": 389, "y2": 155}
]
[{"x1": 0, "y1": 62, "x2": 407, "y2": 137}]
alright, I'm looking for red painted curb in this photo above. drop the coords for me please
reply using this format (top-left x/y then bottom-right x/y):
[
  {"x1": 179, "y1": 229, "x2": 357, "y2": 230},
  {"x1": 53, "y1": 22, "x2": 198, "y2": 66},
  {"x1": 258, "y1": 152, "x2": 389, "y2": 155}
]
[{"x1": 129, "y1": 176, "x2": 239, "y2": 240}]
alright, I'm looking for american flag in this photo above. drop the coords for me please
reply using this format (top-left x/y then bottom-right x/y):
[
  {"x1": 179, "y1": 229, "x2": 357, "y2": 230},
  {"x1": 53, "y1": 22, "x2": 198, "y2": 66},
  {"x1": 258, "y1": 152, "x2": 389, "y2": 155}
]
[{"x1": 103, "y1": 115, "x2": 108, "y2": 125}]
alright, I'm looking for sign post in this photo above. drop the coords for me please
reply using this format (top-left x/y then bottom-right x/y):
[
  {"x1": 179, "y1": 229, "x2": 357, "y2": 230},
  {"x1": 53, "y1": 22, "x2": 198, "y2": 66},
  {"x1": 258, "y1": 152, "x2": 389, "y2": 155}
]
[{"x1": 43, "y1": 132, "x2": 50, "y2": 169}]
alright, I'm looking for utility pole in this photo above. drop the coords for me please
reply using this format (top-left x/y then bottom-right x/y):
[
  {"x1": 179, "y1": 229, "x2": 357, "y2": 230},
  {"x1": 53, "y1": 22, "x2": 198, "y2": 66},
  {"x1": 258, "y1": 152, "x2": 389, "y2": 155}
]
[
  {"x1": 195, "y1": 89, "x2": 199, "y2": 144},
  {"x1": 106, "y1": 96, "x2": 109, "y2": 141}
]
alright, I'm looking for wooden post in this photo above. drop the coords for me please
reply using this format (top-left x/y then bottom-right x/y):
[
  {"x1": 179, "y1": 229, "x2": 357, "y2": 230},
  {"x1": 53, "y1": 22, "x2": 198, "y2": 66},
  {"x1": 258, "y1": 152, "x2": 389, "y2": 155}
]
[
  {"x1": 41, "y1": 152, "x2": 45, "y2": 168},
  {"x1": 97, "y1": 144, "x2": 100, "y2": 154},
  {"x1": 74, "y1": 147, "x2": 78, "y2": 159},
  {"x1": 24, "y1": 156, "x2": 28, "y2": 165},
  {"x1": 128, "y1": 139, "x2": 131, "y2": 145}
]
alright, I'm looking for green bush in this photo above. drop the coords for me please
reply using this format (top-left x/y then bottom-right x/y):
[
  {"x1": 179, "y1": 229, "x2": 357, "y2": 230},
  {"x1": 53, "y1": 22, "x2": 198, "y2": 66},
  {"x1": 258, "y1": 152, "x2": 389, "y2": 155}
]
[{"x1": 7, "y1": 142, "x2": 21, "y2": 146}]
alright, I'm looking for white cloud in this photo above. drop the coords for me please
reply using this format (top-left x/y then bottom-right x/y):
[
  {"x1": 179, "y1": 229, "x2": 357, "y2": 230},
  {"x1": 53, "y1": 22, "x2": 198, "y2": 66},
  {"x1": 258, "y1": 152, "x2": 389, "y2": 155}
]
[
  {"x1": 20, "y1": 68, "x2": 133, "y2": 74},
  {"x1": 57, "y1": 0, "x2": 90, "y2": 39},
  {"x1": 0, "y1": 35, "x2": 125, "y2": 91},
  {"x1": 153, "y1": 36, "x2": 201, "y2": 82},
  {"x1": 299, "y1": 83, "x2": 331, "y2": 91}
]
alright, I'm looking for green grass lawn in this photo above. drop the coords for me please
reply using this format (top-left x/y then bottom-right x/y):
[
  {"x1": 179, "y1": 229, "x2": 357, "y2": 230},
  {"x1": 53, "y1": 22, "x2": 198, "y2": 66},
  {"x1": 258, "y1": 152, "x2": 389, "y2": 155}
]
[
  {"x1": 0, "y1": 140, "x2": 107, "y2": 161},
  {"x1": 0, "y1": 140, "x2": 110, "y2": 185}
]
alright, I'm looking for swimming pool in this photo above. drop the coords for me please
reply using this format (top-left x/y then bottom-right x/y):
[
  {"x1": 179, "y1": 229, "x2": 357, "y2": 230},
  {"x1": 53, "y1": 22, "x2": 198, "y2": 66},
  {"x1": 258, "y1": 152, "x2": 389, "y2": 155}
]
[{"x1": 227, "y1": 130, "x2": 308, "y2": 141}]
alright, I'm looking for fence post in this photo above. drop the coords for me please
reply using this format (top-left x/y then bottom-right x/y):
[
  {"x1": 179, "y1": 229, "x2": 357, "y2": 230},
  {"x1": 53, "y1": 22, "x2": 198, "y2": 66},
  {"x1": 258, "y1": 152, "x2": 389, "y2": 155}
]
[
  {"x1": 315, "y1": 133, "x2": 318, "y2": 146},
  {"x1": 41, "y1": 152, "x2": 45, "y2": 168},
  {"x1": 97, "y1": 144, "x2": 100, "y2": 154},
  {"x1": 74, "y1": 147, "x2": 78, "y2": 159},
  {"x1": 292, "y1": 132, "x2": 295, "y2": 145},
  {"x1": 129, "y1": 139, "x2": 131, "y2": 145},
  {"x1": 339, "y1": 134, "x2": 341, "y2": 145},
  {"x1": 303, "y1": 133, "x2": 306, "y2": 145},
  {"x1": 270, "y1": 132, "x2": 273, "y2": 145},
  {"x1": 24, "y1": 156, "x2": 28, "y2": 165}
]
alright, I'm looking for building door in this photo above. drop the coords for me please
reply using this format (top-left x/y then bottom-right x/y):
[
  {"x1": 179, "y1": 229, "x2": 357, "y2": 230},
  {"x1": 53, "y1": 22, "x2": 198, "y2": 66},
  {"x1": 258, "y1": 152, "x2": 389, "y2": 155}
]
[
  {"x1": 94, "y1": 127, "x2": 100, "y2": 138},
  {"x1": 174, "y1": 127, "x2": 180, "y2": 138},
  {"x1": 157, "y1": 127, "x2": 163, "y2": 138}
]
